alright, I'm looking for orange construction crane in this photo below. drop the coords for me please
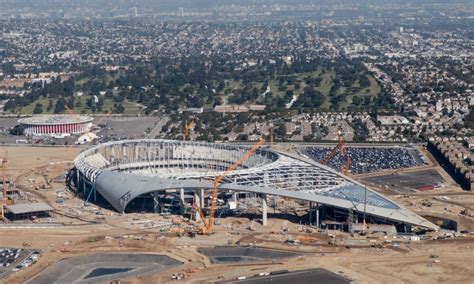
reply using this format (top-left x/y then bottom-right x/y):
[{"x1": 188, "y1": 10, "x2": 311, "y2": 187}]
[
  {"x1": 196, "y1": 138, "x2": 265, "y2": 235},
  {"x1": 184, "y1": 119, "x2": 194, "y2": 140},
  {"x1": 322, "y1": 135, "x2": 352, "y2": 176},
  {"x1": 342, "y1": 156, "x2": 352, "y2": 175},
  {"x1": 321, "y1": 135, "x2": 346, "y2": 165}
]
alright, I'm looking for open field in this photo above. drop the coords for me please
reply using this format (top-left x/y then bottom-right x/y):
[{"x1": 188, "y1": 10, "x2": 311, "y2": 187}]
[{"x1": 14, "y1": 97, "x2": 142, "y2": 115}]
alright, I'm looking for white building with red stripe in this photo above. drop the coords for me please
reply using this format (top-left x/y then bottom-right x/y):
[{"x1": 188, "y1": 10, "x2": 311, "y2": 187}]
[{"x1": 18, "y1": 115, "x2": 93, "y2": 136}]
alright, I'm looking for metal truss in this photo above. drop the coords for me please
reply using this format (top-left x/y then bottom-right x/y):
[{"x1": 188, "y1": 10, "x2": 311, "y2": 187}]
[{"x1": 74, "y1": 139, "x2": 396, "y2": 209}]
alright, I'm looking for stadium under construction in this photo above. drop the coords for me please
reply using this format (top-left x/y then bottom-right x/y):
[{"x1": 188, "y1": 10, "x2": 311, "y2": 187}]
[{"x1": 68, "y1": 139, "x2": 439, "y2": 232}]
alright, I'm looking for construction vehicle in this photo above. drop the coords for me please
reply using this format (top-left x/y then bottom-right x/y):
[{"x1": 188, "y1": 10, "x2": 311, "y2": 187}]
[
  {"x1": 33, "y1": 171, "x2": 50, "y2": 191},
  {"x1": 296, "y1": 235, "x2": 317, "y2": 244},
  {"x1": 214, "y1": 205, "x2": 230, "y2": 225},
  {"x1": 195, "y1": 138, "x2": 265, "y2": 235},
  {"x1": 34, "y1": 176, "x2": 43, "y2": 191}
]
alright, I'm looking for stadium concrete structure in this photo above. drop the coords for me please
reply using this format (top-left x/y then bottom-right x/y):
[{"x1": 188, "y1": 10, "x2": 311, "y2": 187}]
[
  {"x1": 18, "y1": 115, "x2": 93, "y2": 136},
  {"x1": 72, "y1": 139, "x2": 438, "y2": 231}
]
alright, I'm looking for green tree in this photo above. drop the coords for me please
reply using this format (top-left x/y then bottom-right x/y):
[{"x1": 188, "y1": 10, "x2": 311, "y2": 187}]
[
  {"x1": 33, "y1": 103, "x2": 43, "y2": 114},
  {"x1": 9, "y1": 125, "x2": 25, "y2": 136},
  {"x1": 54, "y1": 98, "x2": 66, "y2": 114},
  {"x1": 46, "y1": 100, "x2": 54, "y2": 112}
]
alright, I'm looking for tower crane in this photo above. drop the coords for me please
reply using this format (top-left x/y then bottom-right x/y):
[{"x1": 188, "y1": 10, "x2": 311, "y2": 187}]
[{"x1": 195, "y1": 138, "x2": 265, "y2": 235}]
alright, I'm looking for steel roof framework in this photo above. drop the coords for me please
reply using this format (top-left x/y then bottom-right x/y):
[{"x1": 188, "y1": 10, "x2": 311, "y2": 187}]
[{"x1": 73, "y1": 139, "x2": 439, "y2": 230}]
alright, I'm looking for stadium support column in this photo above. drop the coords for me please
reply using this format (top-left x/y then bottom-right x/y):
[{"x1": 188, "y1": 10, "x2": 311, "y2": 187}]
[
  {"x1": 316, "y1": 203, "x2": 320, "y2": 228},
  {"x1": 153, "y1": 192, "x2": 160, "y2": 213},
  {"x1": 262, "y1": 194, "x2": 268, "y2": 226},
  {"x1": 82, "y1": 174, "x2": 86, "y2": 198},
  {"x1": 200, "y1": 188, "x2": 205, "y2": 208},
  {"x1": 194, "y1": 192, "x2": 201, "y2": 222},
  {"x1": 76, "y1": 170, "x2": 80, "y2": 197},
  {"x1": 309, "y1": 202, "x2": 313, "y2": 225},
  {"x1": 179, "y1": 188, "x2": 185, "y2": 215}
]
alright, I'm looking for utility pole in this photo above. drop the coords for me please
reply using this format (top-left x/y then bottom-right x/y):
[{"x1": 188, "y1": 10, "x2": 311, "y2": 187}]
[{"x1": 363, "y1": 164, "x2": 368, "y2": 230}]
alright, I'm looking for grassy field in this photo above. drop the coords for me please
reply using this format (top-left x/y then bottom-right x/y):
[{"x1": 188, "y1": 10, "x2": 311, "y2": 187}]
[
  {"x1": 265, "y1": 69, "x2": 380, "y2": 110},
  {"x1": 14, "y1": 96, "x2": 142, "y2": 115}
]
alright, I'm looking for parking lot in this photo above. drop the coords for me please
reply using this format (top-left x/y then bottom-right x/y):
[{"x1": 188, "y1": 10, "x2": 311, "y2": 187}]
[
  {"x1": 199, "y1": 246, "x2": 300, "y2": 264},
  {"x1": 0, "y1": 248, "x2": 40, "y2": 279},
  {"x1": 223, "y1": 268, "x2": 350, "y2": 284},
  {"x1": 95, "y1": 116, "x2": 160, "y2": 140},
  {"x1": 362, "y1": 169, "x2": 445, "y2": 193},
  {"x1": 304, "y1": 146, "x2": 427, "y2": 174}
]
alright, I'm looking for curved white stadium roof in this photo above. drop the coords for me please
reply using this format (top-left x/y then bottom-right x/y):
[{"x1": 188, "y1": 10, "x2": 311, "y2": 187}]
[
  {"x1": 19, "y1": 115, "x2": 93, "y2": 125},
  {"x1": 74, "y1": 139, "x2": 438, "y2": 230}
]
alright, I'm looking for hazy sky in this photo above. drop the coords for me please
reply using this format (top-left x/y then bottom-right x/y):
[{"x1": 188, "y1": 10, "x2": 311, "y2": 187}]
[{"x1": 0, "y1": 0, "x2": 469, "y2": 19}]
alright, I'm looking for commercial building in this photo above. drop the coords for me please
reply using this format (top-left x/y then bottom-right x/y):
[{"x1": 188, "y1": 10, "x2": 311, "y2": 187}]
[{"x1": 4, "y1": 202, "x2": 54, "y2": 220}]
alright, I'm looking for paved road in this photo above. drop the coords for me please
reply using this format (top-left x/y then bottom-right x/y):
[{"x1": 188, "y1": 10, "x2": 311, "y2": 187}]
[
  {"x1": 223, "y1": 268, "x2": 350, "y2": 284},
  {"x1": 146, "y1": 116, "x2": 170, "y2": 139},
  {"x1": 0, "y1": 224, "x2": 63, "y2": 229}
]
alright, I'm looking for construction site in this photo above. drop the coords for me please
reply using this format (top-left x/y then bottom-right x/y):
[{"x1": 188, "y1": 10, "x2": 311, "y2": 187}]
[{"x1": 1, "y1": 130, "x2": 474, "y2": 283}]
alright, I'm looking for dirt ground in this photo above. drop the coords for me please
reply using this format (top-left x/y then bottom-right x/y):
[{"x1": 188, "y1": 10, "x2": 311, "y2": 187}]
[{"x1": 1, "y1": 146, "x2": 474, "y2": 284}]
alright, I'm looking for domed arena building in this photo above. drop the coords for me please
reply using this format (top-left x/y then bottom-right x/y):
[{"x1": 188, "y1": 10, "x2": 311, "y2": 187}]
[{"x1": 18, "y1": 115, "x2": 93, "y2": 136}]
